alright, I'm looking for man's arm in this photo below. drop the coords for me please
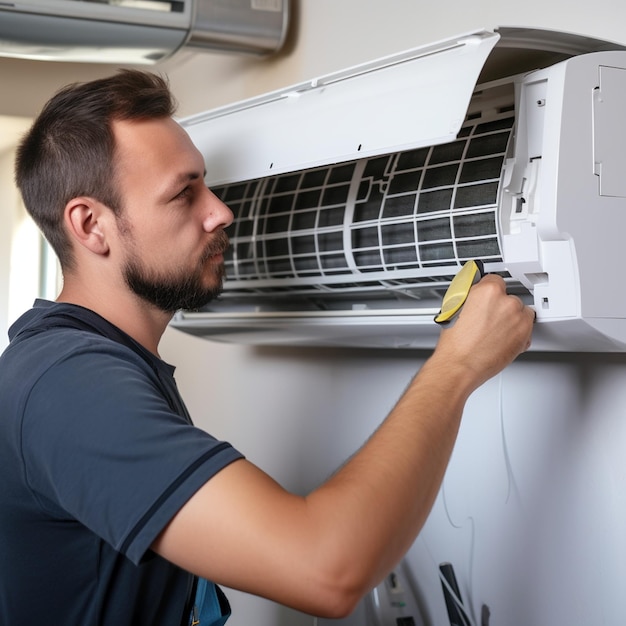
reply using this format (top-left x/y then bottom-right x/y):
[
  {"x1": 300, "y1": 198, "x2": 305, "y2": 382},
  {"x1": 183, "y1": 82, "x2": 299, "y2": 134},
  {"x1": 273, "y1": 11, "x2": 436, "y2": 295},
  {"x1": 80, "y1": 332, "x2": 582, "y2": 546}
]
[{"x1": 152, "y1": 274, "x2": 534, "y2": 618}]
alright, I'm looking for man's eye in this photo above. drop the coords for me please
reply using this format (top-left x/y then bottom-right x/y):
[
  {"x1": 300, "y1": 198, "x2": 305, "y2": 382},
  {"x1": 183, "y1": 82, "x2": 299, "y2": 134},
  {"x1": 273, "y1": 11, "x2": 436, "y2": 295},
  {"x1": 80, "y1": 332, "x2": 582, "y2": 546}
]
[{"x1": 175, "y1": 186, "x2": 192, "y2": 201}]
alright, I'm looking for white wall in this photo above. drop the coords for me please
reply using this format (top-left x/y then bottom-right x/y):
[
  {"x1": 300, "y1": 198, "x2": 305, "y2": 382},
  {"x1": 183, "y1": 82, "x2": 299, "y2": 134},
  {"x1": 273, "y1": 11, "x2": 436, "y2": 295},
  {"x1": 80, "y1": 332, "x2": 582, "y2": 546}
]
[
  {"x1": 158, "y1": 336, "x2": 626, "y2": 625},
  {"x1": 3, "y1": 1, "x2": 626, "y2": 624},
  {"x1": 0, "y1": 119, "x2": 34, "y2": 352},
  {"x1": 156, "y1": 2, "x2": 626, "y2": 625}
]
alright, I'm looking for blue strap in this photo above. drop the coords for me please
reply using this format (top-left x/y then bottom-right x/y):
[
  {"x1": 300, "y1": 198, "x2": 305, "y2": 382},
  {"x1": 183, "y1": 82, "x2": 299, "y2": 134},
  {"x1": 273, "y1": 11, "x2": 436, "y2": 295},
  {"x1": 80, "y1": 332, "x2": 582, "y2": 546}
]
[{"x1": 189, "y1": 578, "x2": 231, "y2": 626}]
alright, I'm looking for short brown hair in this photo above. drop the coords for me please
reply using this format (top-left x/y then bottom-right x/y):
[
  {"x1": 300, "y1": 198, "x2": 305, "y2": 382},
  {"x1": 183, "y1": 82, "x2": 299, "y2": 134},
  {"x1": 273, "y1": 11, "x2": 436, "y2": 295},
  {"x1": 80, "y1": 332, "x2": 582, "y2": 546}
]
[{"x1": 15, "y1": 69, "x2": 177, "y2": 270}]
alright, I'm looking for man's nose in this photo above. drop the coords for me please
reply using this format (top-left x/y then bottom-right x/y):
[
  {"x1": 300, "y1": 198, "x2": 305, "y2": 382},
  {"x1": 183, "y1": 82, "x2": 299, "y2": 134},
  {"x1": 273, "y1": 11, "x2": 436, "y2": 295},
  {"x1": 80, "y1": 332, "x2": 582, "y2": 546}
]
[{"x1": 203, "y1": 189, "x2": 234, "y2": 232}]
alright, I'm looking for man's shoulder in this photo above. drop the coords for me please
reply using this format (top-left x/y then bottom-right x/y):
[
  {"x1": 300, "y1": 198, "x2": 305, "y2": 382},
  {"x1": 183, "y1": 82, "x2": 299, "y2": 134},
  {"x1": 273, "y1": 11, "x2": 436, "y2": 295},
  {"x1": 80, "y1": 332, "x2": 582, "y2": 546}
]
[{"x1": 1, "y1": 301, "x2": 154, "y2": 397}]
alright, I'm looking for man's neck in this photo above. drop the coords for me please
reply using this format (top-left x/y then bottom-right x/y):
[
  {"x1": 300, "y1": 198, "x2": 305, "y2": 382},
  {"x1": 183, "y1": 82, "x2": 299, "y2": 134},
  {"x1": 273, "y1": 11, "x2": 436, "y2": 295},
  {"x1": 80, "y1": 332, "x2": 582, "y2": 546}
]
[{"x1": 56, "y1": 279, "x2": 170, "y2": 357}]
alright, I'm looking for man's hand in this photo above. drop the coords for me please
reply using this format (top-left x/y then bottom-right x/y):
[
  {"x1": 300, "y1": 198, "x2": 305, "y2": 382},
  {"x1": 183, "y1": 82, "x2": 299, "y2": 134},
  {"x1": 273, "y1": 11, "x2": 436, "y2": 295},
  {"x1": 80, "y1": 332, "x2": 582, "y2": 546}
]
[{"x1": 433, "y1": 273, "x2": 535, "y2": 391}]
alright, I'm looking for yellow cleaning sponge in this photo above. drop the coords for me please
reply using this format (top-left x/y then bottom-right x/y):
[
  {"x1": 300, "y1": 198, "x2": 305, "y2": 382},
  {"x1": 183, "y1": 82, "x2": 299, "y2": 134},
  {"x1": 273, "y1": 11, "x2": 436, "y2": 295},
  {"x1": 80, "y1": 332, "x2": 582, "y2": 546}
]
[{"x1": 434, "y1": 260, "x2": 484, "y2": 325}]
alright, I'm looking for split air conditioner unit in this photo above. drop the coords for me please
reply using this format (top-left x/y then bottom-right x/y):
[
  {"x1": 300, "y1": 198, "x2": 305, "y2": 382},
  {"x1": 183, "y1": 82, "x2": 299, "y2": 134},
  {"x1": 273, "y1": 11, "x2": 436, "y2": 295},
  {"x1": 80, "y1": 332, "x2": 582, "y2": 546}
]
[
  {"x1": 0, "y1": 0, "x2": 289, "y2": 64},
  {"x1": 171, "y1": 28, "x2": 626, "y2": 351}
]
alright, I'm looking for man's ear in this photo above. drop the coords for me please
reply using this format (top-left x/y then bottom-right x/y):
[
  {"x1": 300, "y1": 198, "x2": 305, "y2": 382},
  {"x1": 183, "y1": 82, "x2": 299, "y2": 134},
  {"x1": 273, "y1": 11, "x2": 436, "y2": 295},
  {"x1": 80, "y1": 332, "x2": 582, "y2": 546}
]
[{"x1": 64, "y1": 197, "x2": 111, "y2": 256}]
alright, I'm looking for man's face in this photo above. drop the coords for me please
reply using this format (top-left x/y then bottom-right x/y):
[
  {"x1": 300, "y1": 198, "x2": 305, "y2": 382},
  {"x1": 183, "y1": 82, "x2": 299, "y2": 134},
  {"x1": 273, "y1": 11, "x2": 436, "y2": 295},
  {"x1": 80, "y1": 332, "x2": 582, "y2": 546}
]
[{"x1": 111, "y1": 117, "x2": 233, "y2": 313}]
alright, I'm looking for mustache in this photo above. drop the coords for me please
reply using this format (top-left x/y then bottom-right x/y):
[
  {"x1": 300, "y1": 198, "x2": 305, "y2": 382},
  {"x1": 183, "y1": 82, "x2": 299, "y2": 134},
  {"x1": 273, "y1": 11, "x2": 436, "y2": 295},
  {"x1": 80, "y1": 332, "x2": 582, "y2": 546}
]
[{"x1": 199, "y1": 229, "x2": 230, "y2": 264}]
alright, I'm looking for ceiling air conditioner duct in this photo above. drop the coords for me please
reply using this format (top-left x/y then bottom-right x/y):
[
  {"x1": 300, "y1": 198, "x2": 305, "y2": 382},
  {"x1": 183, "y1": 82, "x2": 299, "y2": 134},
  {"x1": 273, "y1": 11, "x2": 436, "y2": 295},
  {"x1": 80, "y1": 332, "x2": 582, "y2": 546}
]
[
  {"x1": 0, "y1": 0, "x2": 290, "y2": 63},
  {"x1": 171, "y1": 29, "x2": 626, "y2": 351}
]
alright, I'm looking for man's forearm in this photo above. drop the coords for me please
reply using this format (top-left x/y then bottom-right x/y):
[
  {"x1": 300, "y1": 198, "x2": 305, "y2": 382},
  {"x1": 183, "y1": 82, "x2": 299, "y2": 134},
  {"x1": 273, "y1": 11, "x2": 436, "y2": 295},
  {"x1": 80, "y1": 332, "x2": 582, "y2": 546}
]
[{"x1": 304, "y1": 353, "x2": 474, "y2": 598}]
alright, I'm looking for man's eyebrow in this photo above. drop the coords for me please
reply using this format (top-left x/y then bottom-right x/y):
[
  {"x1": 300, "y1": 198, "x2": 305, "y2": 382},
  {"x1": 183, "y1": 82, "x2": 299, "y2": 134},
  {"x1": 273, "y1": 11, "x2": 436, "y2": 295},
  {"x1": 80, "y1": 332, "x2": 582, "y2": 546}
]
[
  {"x1": 164, "y1": 171, "x2": 205, "y2": 193},
  {"x1": 177, "y1": 171, "x2": 204, "y2": 184}
]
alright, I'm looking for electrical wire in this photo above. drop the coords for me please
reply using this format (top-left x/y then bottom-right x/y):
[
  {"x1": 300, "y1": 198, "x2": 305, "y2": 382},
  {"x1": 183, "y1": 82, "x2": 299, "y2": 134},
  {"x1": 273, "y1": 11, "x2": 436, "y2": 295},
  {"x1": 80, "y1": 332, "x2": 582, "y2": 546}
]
[
  {"x1": 499, "y1": 370, "x2": 522, "y2": 509},
  {"x1": 435, "y1": 369, "x2": 519, "y2": 626}
]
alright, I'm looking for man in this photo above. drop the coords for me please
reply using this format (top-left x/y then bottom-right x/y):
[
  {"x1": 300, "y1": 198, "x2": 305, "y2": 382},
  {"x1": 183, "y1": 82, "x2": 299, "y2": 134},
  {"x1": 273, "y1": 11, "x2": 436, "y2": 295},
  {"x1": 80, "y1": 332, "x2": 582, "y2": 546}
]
[{"x1": 0, "y1": 70, "x2": 535, "y2": 625}]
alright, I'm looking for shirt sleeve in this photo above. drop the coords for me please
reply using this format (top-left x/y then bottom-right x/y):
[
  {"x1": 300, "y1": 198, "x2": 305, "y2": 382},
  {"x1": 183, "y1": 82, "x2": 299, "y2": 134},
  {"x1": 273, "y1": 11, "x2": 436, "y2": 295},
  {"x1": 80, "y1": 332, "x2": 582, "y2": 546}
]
[{"x1": 20, "y1": 338, "x2": 244, "y2": 565}]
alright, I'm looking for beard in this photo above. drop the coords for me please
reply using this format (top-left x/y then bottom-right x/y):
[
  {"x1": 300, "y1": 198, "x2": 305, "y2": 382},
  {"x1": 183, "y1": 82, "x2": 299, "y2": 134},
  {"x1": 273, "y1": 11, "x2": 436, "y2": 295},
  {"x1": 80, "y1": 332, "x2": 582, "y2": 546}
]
[{"x1": 123, "y1": 229, "x2": 229, "y2": 313}]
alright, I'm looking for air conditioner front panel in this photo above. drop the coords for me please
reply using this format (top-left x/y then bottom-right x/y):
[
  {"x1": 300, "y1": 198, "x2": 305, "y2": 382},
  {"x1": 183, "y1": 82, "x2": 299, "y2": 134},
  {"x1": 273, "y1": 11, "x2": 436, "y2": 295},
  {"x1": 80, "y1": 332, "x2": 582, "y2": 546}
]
[{"x1": 183, "y1": 30, "x2": 501, "y2": 185}]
